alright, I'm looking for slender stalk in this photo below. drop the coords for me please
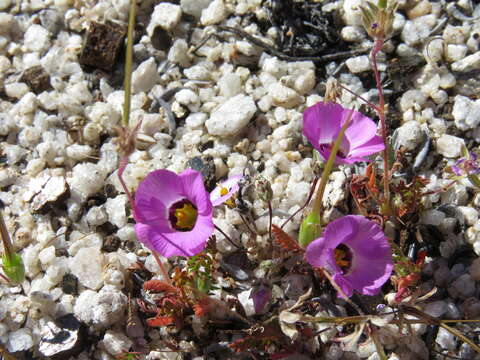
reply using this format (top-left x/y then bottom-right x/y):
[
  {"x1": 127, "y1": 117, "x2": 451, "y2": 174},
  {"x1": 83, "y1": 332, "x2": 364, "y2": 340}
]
[
  {"x1": 281, "y1": 176, "x2": 319, "y2": 229},
  {"x1": 371, "y1": 38, "x2": 391, "y2": 214},
  {"x1": 0, "y1": 209, "x2": 12, "y2": 263},
  {"x1": 338, "y1": 83, "x2": 381, "y2": 113},
  {"x1": 214, "y1": 224, "x2": 242, "y2": 250},
  {"x1": 267, "y1": 201, "x2": 273, "y2": 240},
  {"x1": 152, "y1": 251, "x2": 172, "y2": 285},
  {"x1": 122, "y1": 0, "x2": 136, "y2": 127}
]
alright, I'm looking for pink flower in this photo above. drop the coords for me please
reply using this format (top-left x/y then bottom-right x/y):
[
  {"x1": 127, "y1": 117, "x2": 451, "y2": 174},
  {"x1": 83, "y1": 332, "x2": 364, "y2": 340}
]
[
  {"x1": 305, "y1": 215, "x2": 393, "y2": 297},
  {"x1": 210, "y1": 175, "x2": 242, "y2": 206},
  {"x1": 302, "y1": 102, "x2": 385, "y2": 164},
  {"x1": 134, "y1": 169, "x2": 214, "y2": 258}
]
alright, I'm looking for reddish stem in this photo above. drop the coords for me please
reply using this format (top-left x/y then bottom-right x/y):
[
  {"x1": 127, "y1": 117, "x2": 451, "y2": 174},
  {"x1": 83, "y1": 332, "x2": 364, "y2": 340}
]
[
  {"x1": 152, "y1": 251, "x2": 172, "y2": 285},
  {"x1": 371, "y1": 38, "x2": 391, "y2": 214}
]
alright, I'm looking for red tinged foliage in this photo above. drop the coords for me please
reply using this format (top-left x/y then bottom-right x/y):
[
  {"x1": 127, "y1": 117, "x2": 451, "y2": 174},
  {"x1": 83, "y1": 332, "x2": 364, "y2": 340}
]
[{"x1": 271, "y1": 225, "x2": 304, "y2": 253}]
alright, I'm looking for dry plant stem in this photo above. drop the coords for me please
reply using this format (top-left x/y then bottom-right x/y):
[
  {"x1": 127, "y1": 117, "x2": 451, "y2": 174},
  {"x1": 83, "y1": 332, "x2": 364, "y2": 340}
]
[
  {"x1": 214, "y1": 224, "x2": 242, "y2": 250},
  {"x1": 422, "y1": 179, "x2": 457, "y2": 196},
  {"x1": 0, "y1": 209, "x2": 13, "y2": 263},
  {"x1": 367, "y1": 324, "x2": 387, "y2": 360},
  {"x1": 267, "y1": 201, "x2": 273, "y2": 240},
  {"x1": 118, "y1": 156, "x2": 137, "y2": 217},
  {"x1": 338, "y1": 83, "x2": 380, "y2": 113},
  {"x1": 319, "y1": 268, "x2": 364, "y2": 316},
  {"x1": 239, "y1": 213, "x2": 257, "y2": 236},
  {"x1": 281, "y1": 176, "x2": 319, "y2": 229},
  {"x1": 152, "y1": 251, "x2": 172, "y2": 285},
  {"x1": 371, "y1": 38, "x2": 391, "y2": 213}
]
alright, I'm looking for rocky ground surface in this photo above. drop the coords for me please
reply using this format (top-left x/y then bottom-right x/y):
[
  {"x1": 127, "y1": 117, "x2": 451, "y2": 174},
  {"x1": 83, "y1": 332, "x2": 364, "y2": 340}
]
[{"x1": 1, "y1": 0, "x2": 480, "y2": 359}]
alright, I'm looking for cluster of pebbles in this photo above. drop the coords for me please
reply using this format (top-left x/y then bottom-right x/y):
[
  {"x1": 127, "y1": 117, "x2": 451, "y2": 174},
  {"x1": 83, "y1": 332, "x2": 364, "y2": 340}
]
[{"x1": 0, "y1": 0, "x2": 480, "y2": 358}]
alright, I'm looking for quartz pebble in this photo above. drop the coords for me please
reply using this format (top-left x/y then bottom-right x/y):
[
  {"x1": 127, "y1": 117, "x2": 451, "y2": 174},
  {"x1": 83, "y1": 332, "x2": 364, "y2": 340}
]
[
  {"x1": 7, "y1": 328, "x2": 34, "y2": 352},
  {"x1": 394, "y1": 121, "x2": 423, "y2": 151},
  {"x1": 436, "y1": 134, "x2": 464, "y2": 158},
  {"x1": 69, "y1": 247, "x2": 105, "y2": 290},
  {"x1": 201, "y1": 0, "x2": 227, "y2": 25},
  {"x1": 436, "y1": 327, "x2": 457, "y2": 350},
  {"x1": 181, "y1": 0, "x2": 211, "y2": 18},
  {"x1": 101, "y1": 330, "x2": 133, "y2": 356},
  {"x1": 147, "y1": 3, "x2": 182, "y2": 35},
  {"x1": 205, "y1": 94, "x2": 257, "y2": 136}
]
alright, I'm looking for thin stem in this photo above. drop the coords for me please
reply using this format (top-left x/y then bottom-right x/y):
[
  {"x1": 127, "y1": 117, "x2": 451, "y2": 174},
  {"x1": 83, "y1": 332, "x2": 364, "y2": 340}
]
[
  {"x1": 371, "y1": 38, "x2": 391, "y2": 214},
  {"x1": 311, "y1": 109, "x2": 355, "y2": 215},
  {"x1": 0, "y1": 209, "x2": 13, "y2": 263},
  {"x1": 318, "y1": 268, "x2": 364, "y2": 316},
  {"x1": 152, "y1": 251, "x2": 172, "y2": 285},
  {"x1": 239, "y1": 213, "x2": 257, "y2": 236},
  {"x1": 338, "y1": 83, "x2": 381, "y2": 113},
  {"x1": 122, "y1": 0, "x2": 136, "y2": 127},
  {"x1": 214, "y1": 224, "x2": 242, "y2": 250},
  {"x1": 281, "y1": 176, "x2": 319, "y2": 229},
  {"x1": 118, "y1": 156, "x2": 138, "y2": 219},
  {"x1": 421, "y1": 180, "x2": 457, "y2": 196},
  {"x1": 267, "y1": 201, "x2": 273, "y2": 240}
]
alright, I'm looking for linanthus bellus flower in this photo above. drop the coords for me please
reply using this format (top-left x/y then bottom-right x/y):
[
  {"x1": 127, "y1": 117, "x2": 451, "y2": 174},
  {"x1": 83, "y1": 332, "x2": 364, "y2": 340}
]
[
  {"x1": 209, "y1": 175, "x2": 242, "y2": 206},
  {"x1": 134, "y1": 169, "x2": 214, "y2": 258},
  {"x1": 305, "y1": 215, "x2": 393, "y2": 297},
  {"x1": 303, "y1": 102, "x2": 385, "y2": 165}
]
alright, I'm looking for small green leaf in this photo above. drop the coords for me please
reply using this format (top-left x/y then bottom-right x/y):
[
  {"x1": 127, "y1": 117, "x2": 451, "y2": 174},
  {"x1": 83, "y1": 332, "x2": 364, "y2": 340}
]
[
  {"x1": 468, "y1": 174, "x2": 480, "y2": 188},
  {"x1": 460, "y1": 144, "x2": 469, "y2": 159},
  {"x1": 377, "y1": 0, "x2": 387, "y2": 9},
  {"x1": 194, "y1": 275, "x2": 211, "y2": 293},
  {"x1": 2, "y1": 252, "x2": 25, "y2": 284},
  {"x1": 298, "y1": 211, "x2": 321, "y2": 248}
]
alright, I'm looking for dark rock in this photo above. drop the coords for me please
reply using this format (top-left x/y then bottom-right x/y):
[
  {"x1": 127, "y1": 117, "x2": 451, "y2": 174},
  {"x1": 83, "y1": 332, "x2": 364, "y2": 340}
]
[
  {"x1": 79, "y1": 22, "x2": 126, "y2": 71},
  {"x1": 102, "y1": 235, "x2": 121, "y2": 252},
  {"x1": 151, "y1": 26, "x2": 172, "y2": 51},
  {"x1": 38, "y1": 314, "x2": 84, "y2": 360},
  {"x1": 21, "y1": 66, "x2": 53, "y2": 94},
  {"x1": 187, "y1": 156, "x2": 216, "y2": 191},
  {"x1": 61, "y1": 274, "x2": 78, "y2": 295}
]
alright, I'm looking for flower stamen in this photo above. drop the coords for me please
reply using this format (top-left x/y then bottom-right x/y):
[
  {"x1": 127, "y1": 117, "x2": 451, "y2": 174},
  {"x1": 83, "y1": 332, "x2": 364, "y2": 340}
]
[
  {"x1": 170, "y1": 200, "x2": 198, "y2": 231},
  {"x1": 334, "y1": 244, "x2": 352, "y2": 273}
]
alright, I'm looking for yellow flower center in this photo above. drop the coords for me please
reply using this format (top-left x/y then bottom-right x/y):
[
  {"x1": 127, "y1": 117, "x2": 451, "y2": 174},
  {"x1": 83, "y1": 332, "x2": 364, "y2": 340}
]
[
  {"x1": 334, "y1": 244, "x2": 352, "y2": 272},
  {"x1": 172, "y1": 202, "x2": 198, "y2": 231},
  {"x1": 220, "y1": 187, "x2": 229, "y2": 196}
]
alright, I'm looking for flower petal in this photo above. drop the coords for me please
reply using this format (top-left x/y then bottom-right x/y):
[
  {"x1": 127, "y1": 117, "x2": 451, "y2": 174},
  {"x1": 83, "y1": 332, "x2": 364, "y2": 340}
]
[
  {"x1": 180, "y1": 169, "x2": 213, "y2": 215},
  {"x1": 135, "y1": 169, "x2": 184, "y2": 230},
  {"x1": 344, "y1": 111, "x2": 378, "y2": 148},
  {"x1": 347, "y1": 135, "x2": 385, "y2": 158},
  {"x1": 303, "y1": 102, "x2": 344, "y2": 148},
  {"x1": 210, "y1": 175, "x2": 242, "y2": 206}
]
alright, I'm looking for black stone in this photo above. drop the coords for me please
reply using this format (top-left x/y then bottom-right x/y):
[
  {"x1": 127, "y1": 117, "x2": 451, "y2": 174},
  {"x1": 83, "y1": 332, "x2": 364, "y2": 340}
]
[
  {"x1": 102, "y1": 235, "x2": 121, "y2": 252},
  {"x1": 61, "y1": 274, "x2": 78, "y2": 295},
  {"x1": 79, "y1": 21, "x2": 126, "y2": 71},
  {"x1": 21, "y1": 66, "x2": 53, "y2": 94},
  {"x1": 151, "y1": 26, "x2": 172, "y2": 51},
  {"x1": 187, "y1": 156, "x2": 216, "y2": 192},
  {"x1": 38, "y1": 314, "x2": 84, "y2": 360}
]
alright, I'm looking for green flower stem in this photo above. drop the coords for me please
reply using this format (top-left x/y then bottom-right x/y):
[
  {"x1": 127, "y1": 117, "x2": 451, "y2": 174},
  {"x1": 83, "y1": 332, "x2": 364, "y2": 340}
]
[
  {"x1": 299, "y1": 109, "x2": 355, "y2": 247},
  {"x1": 0, "y1": 209, "x2": 12, "y2": 263},
  {"x1": 122, "y1": 0, "x2": 136, "y2": 127},
  {"x1": 0, "y1": 209, "x2": 25, "y2": 284}
]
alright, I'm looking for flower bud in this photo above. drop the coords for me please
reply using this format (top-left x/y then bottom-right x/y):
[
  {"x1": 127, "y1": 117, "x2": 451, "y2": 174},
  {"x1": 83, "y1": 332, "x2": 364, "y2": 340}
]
[
  {"x1": 2, "y1": 252, "x2": 25, "y2": 284},
  {"x1": 360, "y1": 0, "x2": 398, "y2": 40},
  {"x1": 298, "y1": 211, "x2": 321, "y2": 248},
  {"x1": 255, "y1": 176, "x2": 273, "y2": 203}
]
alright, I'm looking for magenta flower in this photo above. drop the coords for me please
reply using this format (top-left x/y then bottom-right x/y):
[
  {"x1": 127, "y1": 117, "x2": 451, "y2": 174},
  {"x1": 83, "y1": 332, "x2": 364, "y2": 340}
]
[
  {"x1": 134, "y1": 169, "x2": 214, "y2": 258},
  {"x1": 303, "y1": 102, "x2": 385, "y2": 164},
  {"x1": 305, "y1": 215, "x2": 393, "y2": 297},
  {"x1": 210, "y1": 175, "x2": 242, "y2": 206},
  {"x1": 450, "y1": 152, "x2": 480, "y2": 177}
]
